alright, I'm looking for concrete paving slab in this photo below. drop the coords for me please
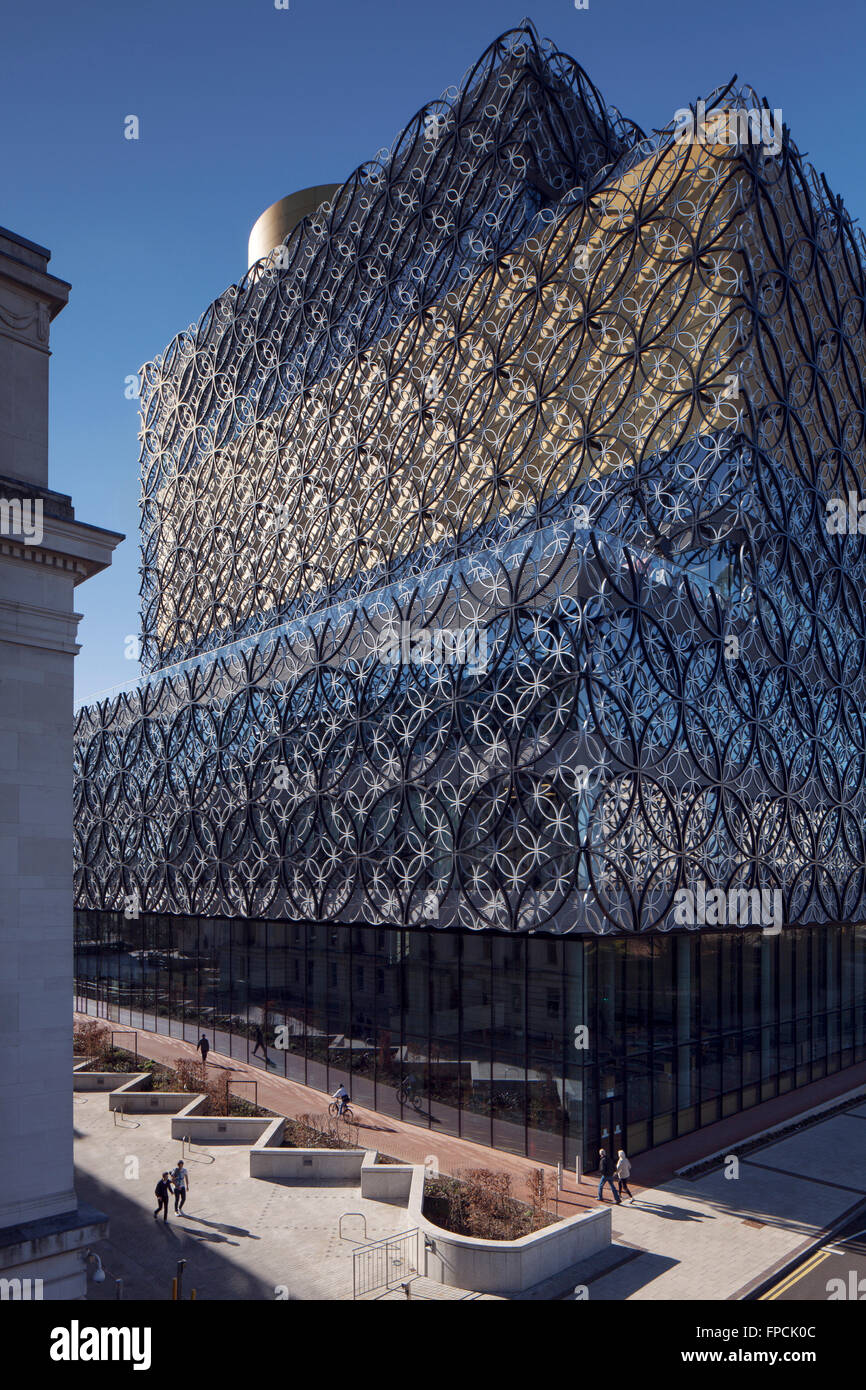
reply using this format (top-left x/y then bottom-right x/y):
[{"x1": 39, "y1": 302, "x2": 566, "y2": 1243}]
[
  {"x1": 74, "y1": 1100, "x2": 407, "y2": 1301},
  {"x1": 577, "y1": 1120, "x2": 866, "y2": 1300},
  {"x1": 70, "y1": 1021, "x2": 866, "y2": 1301},
  {"x1": 742, "y1": 1113, "x2": 866, "y2": 1192},
  {"x1": 678, "y1": 1163, "x2": 860, "y2": 1233}
]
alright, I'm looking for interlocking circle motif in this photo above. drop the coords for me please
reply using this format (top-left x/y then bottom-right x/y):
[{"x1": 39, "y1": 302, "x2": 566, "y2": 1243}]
[{"x1": 74, "y1": 24, "x2": 866, "y2": 934}]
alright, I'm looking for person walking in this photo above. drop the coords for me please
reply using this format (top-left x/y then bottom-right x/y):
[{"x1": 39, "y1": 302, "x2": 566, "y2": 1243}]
[
  {"x1": 596, "y1": 1148, "x2": 622, "y2": 1205},
  {"x1": 616, "y1": 1148, "x2": 634, "y2": 1202},
  {"x1": 171, "y1": 1159, "x2": 190, "y2": 1213},
  {"x1": 252, "y1": 1024, "x2": 270, "y2": 1064},
  {"x1": 153, "y1": 1172, "x2": 173, "y2": 1222},
  {"x1": 197, "y1": 1034, "x2": 210, "y2": 1066}
]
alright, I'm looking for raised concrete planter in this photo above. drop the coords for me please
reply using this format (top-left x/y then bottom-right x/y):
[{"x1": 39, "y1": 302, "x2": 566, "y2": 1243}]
[
  {"x1": 247, "y1": 1138, "x2": 415, "y2": 1192},
  {"x1": 360, "y1": 1150, "x2": 414, "y2": 1204},
  {"x1": 73, "y1": 1071, "x2": 143, "y2": 1092},
  {"x1": 169, "y1": 1095, "x2": 282, "y2": 1144},
  {"x1": 250, "y1": 1138, "x2": 364, "y2": 1182},
  {"x1": 110, "y1": 1075, "x2": 196, "y2": 1114},
  {"x1": 72, "y1": 1067, "x2": 607, "y2": 1296},
  {"x1": 408, "y1": 1168, "x2": 611, "y2": 1295}
]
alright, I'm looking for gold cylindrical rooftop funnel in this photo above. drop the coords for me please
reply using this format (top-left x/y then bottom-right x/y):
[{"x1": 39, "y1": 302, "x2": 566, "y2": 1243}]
[{"x1": 248, "y1": 185, "x2": 340, "y2": 269}]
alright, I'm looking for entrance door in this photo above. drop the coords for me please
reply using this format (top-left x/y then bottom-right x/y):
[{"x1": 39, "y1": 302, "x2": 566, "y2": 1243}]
[{"x1": 599, "y1": 1094, "x2": 624, "y2": 1172}]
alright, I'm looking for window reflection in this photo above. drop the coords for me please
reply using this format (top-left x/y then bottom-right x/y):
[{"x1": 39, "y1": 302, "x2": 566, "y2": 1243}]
[{"x1": 74, "y1": 911, "x2": 866, "y2": 1169}]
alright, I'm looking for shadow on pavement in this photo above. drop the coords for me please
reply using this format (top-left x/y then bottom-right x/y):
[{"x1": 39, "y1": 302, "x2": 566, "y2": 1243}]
[
  {"x1": 180, "y1": 1228, "x2": 241, "y2": 1247},
  {"x1": 182, "y1": 1215, "x2": 260, "y2": 1239},
  {"x1": 74, "y1": 1169, "x2": 274, "y2": 1300},
  {"x1": 575, "y1": 1249, "x2": 680, "y2": 1299},
  {"x1": 623, "y1": 1200, "x2": 715, "y2": 1222}
]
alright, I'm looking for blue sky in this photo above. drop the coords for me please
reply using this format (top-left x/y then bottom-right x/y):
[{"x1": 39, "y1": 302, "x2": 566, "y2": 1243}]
[{"x1": 2, "y1": 0, "x2": 864, "y2": 703}]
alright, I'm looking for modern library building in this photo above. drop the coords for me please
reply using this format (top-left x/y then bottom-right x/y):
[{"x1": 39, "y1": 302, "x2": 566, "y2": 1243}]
[{"x1": 74, "y1": 22, "x2": 866, "y2": 1168}]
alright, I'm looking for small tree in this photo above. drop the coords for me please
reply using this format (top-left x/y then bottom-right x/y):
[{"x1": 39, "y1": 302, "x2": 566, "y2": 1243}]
[
  {"x1": 172, "y1": 1057, "x2": 205, "y2": 1092},
  {"x1": 525, "y1": 1167, "x2": 557, "y2": 1229},
  {"x1": 74, "y1": 1020, "x2": 112, "y2": 1065},
  {"x1": 171, "y1": 1057, "x2": 226, "y2": 1115}
]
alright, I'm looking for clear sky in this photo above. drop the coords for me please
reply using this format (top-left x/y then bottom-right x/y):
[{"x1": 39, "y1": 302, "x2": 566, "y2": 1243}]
[{"x1": 2, "y1": 0, "x2": 864, "y2": 704}]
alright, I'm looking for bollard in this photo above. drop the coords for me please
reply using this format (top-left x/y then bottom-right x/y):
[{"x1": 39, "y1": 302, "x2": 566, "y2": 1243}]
[
  {"x1": 115, "y1": 1278, "x2": 123, "y2": 1300},
  {"x1": 176, "y1": 1259, "x2": 187, "y2": 1301},
  {"x1": 171, "y1": 1277, "x2": 178, "y2": 1301},
  {"x1": 190, "y1": 1288, "x2": 197, "y2": 1301}
]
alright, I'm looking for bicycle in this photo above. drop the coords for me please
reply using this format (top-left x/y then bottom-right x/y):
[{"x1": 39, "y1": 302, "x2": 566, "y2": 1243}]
[
  {"x1": 396, "y1": 1083, "x2": 424, "y2": 1110},
  {"x1": 328, "y1": 1100, "x2": 354, "y2": 1121}
]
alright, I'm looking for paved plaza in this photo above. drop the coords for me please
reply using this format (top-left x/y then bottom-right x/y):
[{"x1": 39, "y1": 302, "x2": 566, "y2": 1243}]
[
  {"x1": 73, "y1": 1100, "x2": 409, "y2": 1301},
  {"x1": 73, "y1": 1019, "x2": 866, "y2": 1301},
  {"x1": 583, "y1": 1103, "x2": 866, "y2": 1299}
]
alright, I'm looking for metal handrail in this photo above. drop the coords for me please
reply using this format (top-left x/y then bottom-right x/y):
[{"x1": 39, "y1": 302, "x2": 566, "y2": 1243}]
[
  {"x1": 181, "y1": 1134, "x2": 214, "y2": 1163},
  {"x1": 355, "y1": 1226, "x2": 420, "y2": 1255},
  {"x1": 109, "y1": 1029, "x2": 138, "y2": 1064},
  {"x1": 339, "y1": 1212, "x2": 368, "y2": 1241},
  {"x1": 112, "y1": 1104, "x2": 139, "y2": 1129},
  {"x1": 352, "y1": 1228, "x2": 421, "y2": 1299},
  {"x1": 224, "y1": 1076, "x2": 258, "y2": 1114}
]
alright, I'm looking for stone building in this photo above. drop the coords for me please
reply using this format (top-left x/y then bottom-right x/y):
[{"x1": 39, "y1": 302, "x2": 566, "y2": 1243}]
[{"x1": 0, "y1": 224, "x2": 121, "y2": 1297}]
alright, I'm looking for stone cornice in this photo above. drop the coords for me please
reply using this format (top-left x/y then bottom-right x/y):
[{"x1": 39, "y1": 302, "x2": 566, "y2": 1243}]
[
  {"x1": 0, "y1": 235, "x2": 70, "y2": 321},
  {"x1": 0, "y1": 511, "x2": 124, "y2": 585},
  {"x1": 0, "y1": 470, "x2": 76, "y2": 521},
  {"x1": 0, "y1": 537, "x2": 91, "y2": 579}
]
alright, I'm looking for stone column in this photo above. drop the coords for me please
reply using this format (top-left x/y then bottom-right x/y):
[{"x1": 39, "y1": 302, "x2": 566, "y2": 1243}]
[{"x1": 0, "y1": 225, "x2": 122, "y2": 1298}]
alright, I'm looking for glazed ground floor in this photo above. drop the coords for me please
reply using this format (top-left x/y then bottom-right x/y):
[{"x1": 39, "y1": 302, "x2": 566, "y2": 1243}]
[{"x1": 74, "y1": 911, "x2": 866, "y2": 1169}]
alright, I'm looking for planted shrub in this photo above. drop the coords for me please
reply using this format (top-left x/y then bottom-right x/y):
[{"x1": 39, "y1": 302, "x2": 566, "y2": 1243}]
[
  {"x1": 525, "y1": 1167, "x2": 558, "y2": 1225},
  {"x1": 423, "y1": 1167, "x2": 558, "y2": 1240},
  {"x1": 73, "y1": 1020, "x2": 112, "y2": 1065},
  {"x1": 168, "y1": 1059, "x2": 266, "y2": 1116},
  {"x1": 282, "y1": 1111, "x2": 361, "y2": 1149}
]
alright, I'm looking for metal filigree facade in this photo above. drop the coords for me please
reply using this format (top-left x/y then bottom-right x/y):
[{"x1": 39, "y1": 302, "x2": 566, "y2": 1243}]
[{"x1": 74, "y1": 23, "x2": 866, "y2": 935}]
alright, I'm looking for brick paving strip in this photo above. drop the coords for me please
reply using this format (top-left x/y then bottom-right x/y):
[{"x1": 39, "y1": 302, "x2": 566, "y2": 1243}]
[
  {"x1": 75, "y1": 1014, "x2": 605, "y2": 1215},
  {"x1": 76, "y1": 1014, "x2": 866, "y2": 1300}
]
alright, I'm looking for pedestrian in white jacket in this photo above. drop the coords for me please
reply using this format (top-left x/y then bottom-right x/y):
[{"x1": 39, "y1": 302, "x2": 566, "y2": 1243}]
[{"x1": 616, "y1": 1149, "x2": 634, "y2": 1202}]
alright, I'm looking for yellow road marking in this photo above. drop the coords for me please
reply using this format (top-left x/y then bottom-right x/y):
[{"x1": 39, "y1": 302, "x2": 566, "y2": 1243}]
[{"x1": 759, "y1": 1249, "x2": 831, "y2": 1300}]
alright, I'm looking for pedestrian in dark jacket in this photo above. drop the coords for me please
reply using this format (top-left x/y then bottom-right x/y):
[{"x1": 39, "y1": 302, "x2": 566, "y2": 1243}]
[
  {"x1": 197, "y1": 1034, "x2": 210, "y2": 1065},
  {"x1": 252, "y1": 1024, "x2": 269, "y2": 1063},
  {"x1": 597, "y1": 1148, "x2": 622, "y2": 1204},
  {"x1": 153, "y1": 1172, "x2": 173, "y2": 1222}
]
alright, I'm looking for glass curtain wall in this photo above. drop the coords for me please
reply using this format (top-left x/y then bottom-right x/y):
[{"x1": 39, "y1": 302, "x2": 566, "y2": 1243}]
[{"x1": 74, "y1": 913, "x2": 866, "y2": 1168}]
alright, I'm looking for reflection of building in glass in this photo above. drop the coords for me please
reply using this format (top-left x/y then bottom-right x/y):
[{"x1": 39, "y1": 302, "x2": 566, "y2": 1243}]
[
  {"x1": 74, "y1": 23, "x2": 866, "y2": 1165},
  {"x1": 74, "y1": 912, "x2": 866, "y2": 1166}
]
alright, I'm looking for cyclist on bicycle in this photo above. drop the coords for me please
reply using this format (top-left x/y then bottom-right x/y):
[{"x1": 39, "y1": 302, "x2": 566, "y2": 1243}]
[{"x1": 332, "y1": 1082, "x2": 350, "y2": 1117}]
